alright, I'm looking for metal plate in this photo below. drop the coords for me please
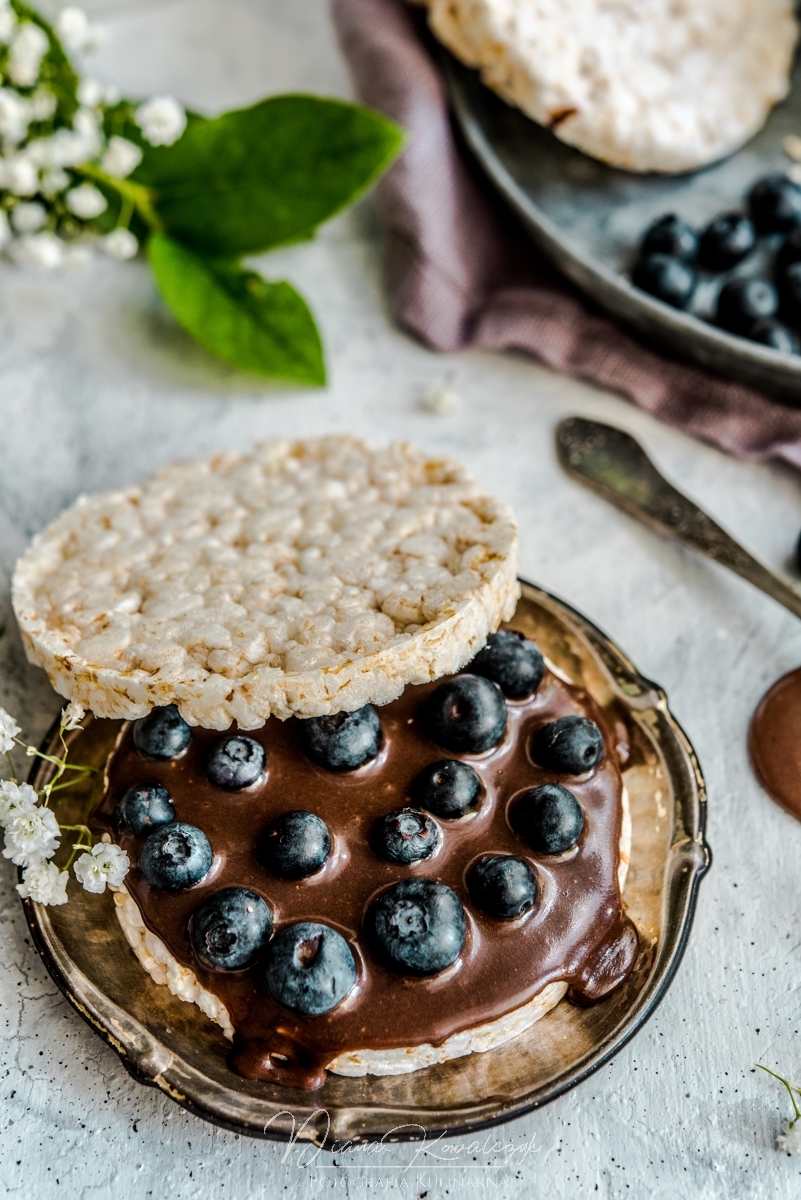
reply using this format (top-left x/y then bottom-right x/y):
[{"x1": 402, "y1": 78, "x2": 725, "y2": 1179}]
[
  {"x1": 21, "y1": 582, "x2": 710, "y2": 1146},
  {"x1": 444, "y1": 52, "x2": 801, "y2": 402}
]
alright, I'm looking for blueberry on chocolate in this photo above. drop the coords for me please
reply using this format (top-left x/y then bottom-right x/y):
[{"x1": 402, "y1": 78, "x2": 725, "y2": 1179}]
[
  {"x1": 138, "y1": 821, "x2": 212, "y2": 890},
  {"x1": 530, "y1": 715, "x2": 603, "y2": 774},
  {"x1": 640, "y1": 213, "x2": 698, "y2": 262},
  {"x1": 512, "y1": 784, "x2": 585, "y2": 855},
  {"x1": 189, "y1": 887, "x2": 273, "y2": 972},
  {"x1": 262, "y1": 921, "x2": 356, "y2": 1015},
  {"x1": 205, "y1": 734, "x2": 266, "y2": 790},
  {"x1": 422, "y1": 674, "x2": 507, "y2": 754},
  {"x1": 115, "y1": 781, "x2": 175, "y2": 836},
  {"x1": 631, "y1": 254, "x2": 696, "y2": 309},
  {"x1": 258, "y1": 810, "x2": 330, "y2": 879},
  {"x1": 367, "y1": 878, "x2": 465, "y2": 976},
  {"x1": 470, "y1": 629, "x2": 545, "y2": 699},
  {"x1": 698, "y1": 212, "x2": 755, "y2": 272},
  {"x1": 132, "y1": 704, "x2": 191, "y2": 761},
  {"x1": 748, "y1": 173, "x2": 801, "y2": 233},
  {"x1": 299, "y1": 705, "x2": 382, "y2": 772},
  {"x1": 467, "y1": 854, "x2": 538, "y2": 919},
  {"x1": 409, "y1": 759, "x2": 482, "y2": 819},
  {"x1": 372, "y1": 808, "x2": 439, "y2": 865}
]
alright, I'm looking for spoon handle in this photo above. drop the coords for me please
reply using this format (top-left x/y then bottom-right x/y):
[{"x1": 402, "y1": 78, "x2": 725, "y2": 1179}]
[{"x1": 556, "y1": 416, "x2": 801, "y2": 623}]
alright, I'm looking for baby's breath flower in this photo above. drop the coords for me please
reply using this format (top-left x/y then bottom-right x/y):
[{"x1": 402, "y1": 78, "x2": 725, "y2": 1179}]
[
  {"x1": 0, "y1": 210, "x2": 10, "y2": 249},
  {"x1": 28, "y1": 89, "x2": 57, "y2": 123},
  {"x1": 777, "y1": 1120, "x2": 801, "y2": 1154},
  {"x1": 0, "y1": 89, "x2": 28, "y2": 144},
  {"x1": 76, "y1": 77, "x2": 102, "y2": 108},
  {"x1": 56, "y1": 7, "x2": 102, "y2": 54},
  {"x1": 135, "y1": 96, "x2": 186, "y2": 147},
  {"x1": 73, "y1": 841, "x2": 128, "y2": 893},
  {"x1": 0, "y1": 154, "x2": 38, "y2": 196},
  {"x1": 0, "y1": 706, "x2": 20, "y2": 754},
  {"x1": 0, "y1": 1, "x2": 16, "y2": 45},
  {"x1": 9, "y1": 232, "x2": 65, "y2": 269},
  {"x1": 0, "y1": 780, "x2": 38, "y2": 827},
  {"x1": 40, "y1": 166, "x2": 68, "y2": 196},
  {"x1": 101, "y1": 135, "x2": 142, "y2": 179},
  {"x1": 102, "y1": 227, "x2": 137, "y2": 260},
  {"x1": 65, "y1": 182, "x2": 106, "y2": 219},
  {"x1": 8, "y1": 22, "x2": 49, "y2": 89},
  {"x1": 16, "y1": 859, "x2": 68, "y2": 905},
  {"x1": 11, "y1": 200, "x2": 46, "y2": 233},
  {"x1": 2, "y1": 802, "x2": 60, "y2": 866},
  {"x1": 61, "y1": 700, "x2": 85, "y2": 731}
]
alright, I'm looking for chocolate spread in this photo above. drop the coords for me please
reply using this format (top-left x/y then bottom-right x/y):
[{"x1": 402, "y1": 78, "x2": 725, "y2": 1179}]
[
  {"x1": 93, "y1": 662, "x2": 638, "y2": 1091},
  {"x1": 750, "y1": 667, "x2": 801, "y2": 820}
]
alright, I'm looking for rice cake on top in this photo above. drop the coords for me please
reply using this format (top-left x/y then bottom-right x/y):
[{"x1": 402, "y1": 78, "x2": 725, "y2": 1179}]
[{"x1": 12, "y1": 436, "x2": 519, "y2": 729}]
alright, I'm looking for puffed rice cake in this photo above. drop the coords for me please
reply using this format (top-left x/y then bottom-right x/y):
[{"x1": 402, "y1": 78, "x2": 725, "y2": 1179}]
[
  {"x1": 12, "y1": 436, "x2": 519, "y2": 729},
  {"x1": 420, "y1": 0, "x2": 798, "y2": 173}
]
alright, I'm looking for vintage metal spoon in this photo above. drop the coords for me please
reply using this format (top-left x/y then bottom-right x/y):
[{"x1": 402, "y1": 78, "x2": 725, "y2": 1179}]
[{"x1": 555, "y1": 415, "x2": 801, "y2": 621}]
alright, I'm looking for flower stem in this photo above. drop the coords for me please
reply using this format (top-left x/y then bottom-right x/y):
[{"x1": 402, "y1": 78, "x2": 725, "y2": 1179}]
[
  {"x1": 757, "y1": 1064, "x2": 801, "y2": 1124},
  {"x1": 76, "y1": 161, "x2": 162, "y2": 232}
]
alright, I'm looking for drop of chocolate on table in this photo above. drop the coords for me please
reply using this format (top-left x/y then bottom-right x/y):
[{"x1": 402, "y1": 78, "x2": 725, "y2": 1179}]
[{"x1": 749, "y1": 667, "x2": 801, "y2": 820}]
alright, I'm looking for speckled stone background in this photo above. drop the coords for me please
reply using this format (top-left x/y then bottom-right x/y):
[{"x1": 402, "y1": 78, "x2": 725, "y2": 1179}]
[{"x1": 2, "y1": 2, "x2": 801, "y2": 1196}]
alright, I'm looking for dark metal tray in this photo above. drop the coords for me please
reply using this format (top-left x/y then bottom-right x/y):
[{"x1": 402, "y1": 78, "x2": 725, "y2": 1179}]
[
  {"x1": 445, "y1": 53, "x2": 801, "y2": 402},
  {"x1": 21, "y1": 581, "x2": 710, "y2": 1146}
]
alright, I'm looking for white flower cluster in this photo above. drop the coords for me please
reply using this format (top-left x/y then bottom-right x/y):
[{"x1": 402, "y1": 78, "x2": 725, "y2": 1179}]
[
  {"x1": 0, "y1": 703, "x2": 128, "y2": 905},
  {"x1": 0, "y1": 2, "x2": 186, "y2": 268}
]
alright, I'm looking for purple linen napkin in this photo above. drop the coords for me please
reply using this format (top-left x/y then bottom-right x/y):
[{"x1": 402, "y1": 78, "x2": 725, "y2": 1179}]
[{"x1": 331, "y1": 0, "x2": 801, "y2": 472}]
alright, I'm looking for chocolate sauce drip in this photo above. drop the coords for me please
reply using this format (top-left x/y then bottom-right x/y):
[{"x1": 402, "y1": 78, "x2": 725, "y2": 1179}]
[
  {"x1": 750, "y1": 667, "x2": 801, "y2": 820},
  {"x1": 93, "y1": 665, "x2": 637, "y2": 1090}
]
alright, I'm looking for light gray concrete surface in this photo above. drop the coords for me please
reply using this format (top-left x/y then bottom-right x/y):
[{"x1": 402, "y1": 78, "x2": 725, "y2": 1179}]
[{"x1": 2, "y1": 1, "x2": 801, "y2": 1196}]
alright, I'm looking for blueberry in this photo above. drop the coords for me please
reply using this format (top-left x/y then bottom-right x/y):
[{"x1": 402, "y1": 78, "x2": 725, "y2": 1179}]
[
  {"x1": 409, "y1": 759, "x2": 482, "y2": 819},
  {"x1": 132, "y1": 704, "x2": 191, "y2": 761},
  {"x1": 530, "y1": 715, "x2": 603, "y2": 774},
  {"x1": 261, "y1": 921, "x2": 356, "y2": 1015},
  {"x1": 749, "y1": 173, "x2": 801, "y2": 234},
  {"x1": 189, "y1": 887, "x2": 272, "y2": 972},
  {"x1": 205, "y1": 735, "x2": 266, "y2": 790},
  {"x1": 372, "y1": 808, "x2": 439, "y2": 865},
  {"x1": 115, "y1": 782, "x2": 175, "y2": 836},
  {"x1": 299, "y1": 705, "x2": 382, "y2": 772},
  {"x1": 779, "y1": 261, "x2": 801, "y2": 327},
  {"x1": 422, "y1": 674, "x2": 507, "y2": 754},
  {"x1": 716, "y1": 277, "x2": 778, "y2": 335},
  {"x1": 470, "y1": 630, "x2": 545, "y2": 699},
  {"x1": 138, "y1": 822, "x2": 212, "y2": 891},
  {"x1": 698, "y1": 212, "x2": 756, "y2": 272},
  {"x1": 367, "y1": 878, "x2": 466, "y2": 976},
  {"x1": 777, "y1": 226, "x2": 801, "y2": 274},
  {"x1": 511, "y1": 784, "x2": 584, "y2": 854},
  {"x1": 631, "y1": 254, "x2": 695, "y2": 309},
  {"x1": 747, "y1": 318, "x2": 800, "y2": 355},
  {"x1": 258, "y1": 811, "x2": 330, "y2": 879},
  {"x1": 640, "y1": 214, "x2": 698, "y2": 262},
  {"x1": 467, "y1": 854, "x2": 538, "y2": 919}
]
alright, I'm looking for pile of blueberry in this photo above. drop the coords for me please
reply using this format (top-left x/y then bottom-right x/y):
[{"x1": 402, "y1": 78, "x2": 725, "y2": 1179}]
[
  {"x1": 631, "y1": 173, "x2": 801, "y2": 354},
  {"x1": 115, "y1": 630, "x2": 605, "y2": 1018}
]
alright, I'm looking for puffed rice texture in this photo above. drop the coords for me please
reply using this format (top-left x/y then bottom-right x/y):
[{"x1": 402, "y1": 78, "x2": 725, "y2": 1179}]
[
  {"x1": 12, "y1": 436, "x2": 520, "y2": 728},
  {"x1": 421, "y1": 0, "x2": 797, "y2": 173}
]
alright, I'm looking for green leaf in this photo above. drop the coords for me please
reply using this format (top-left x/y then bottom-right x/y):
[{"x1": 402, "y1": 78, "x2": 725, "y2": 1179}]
[
  {"x1": 132, "y1": 95, "x2": 404, "y2": 256},
  {"x1": 148, "y1": 234, "x2": 325, "y2": 385}
]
